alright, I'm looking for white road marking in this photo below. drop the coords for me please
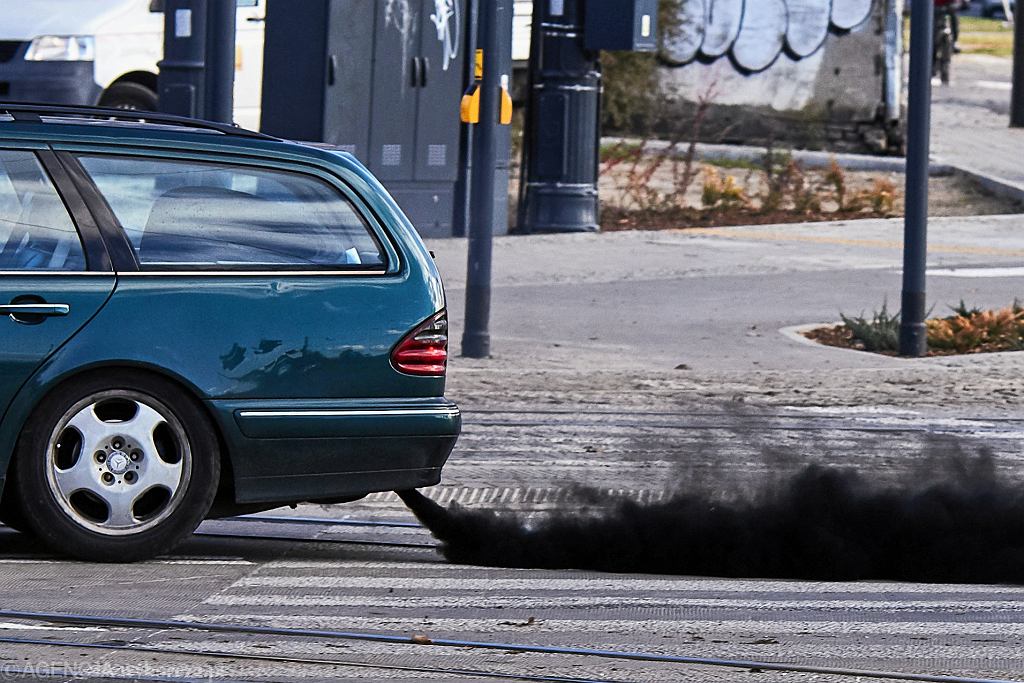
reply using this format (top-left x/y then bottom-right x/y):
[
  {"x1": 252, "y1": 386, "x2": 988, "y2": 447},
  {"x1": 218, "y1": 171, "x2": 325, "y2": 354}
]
[
  {"x1": 233, "y1": 575, "x2": 1024, "y2": 595},
  {"x1": 0, "y1": 622, "x2": 106, "y2": 632},
  {"x1": 246, "y1": 565, "x2": 1024, "y2": 593},
  {"x1": 975, "y1": 80, "x2": 1013, "y2": 91},
  {"x1": 928, "y1": 266, "x2": 1024, "y2": 278},
  {"x1": 203, "y1": 594, "x2": 1024, "y2": 610}
]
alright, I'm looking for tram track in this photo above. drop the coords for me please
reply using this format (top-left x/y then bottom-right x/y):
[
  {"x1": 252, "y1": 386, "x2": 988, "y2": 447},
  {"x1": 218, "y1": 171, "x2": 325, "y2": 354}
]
[
  {"x1": 0, "y1": 635, "x2": 632, "y2": 683},
  {"x1": 0, "y1": 610, "x2": 1019, "y2": 683}
]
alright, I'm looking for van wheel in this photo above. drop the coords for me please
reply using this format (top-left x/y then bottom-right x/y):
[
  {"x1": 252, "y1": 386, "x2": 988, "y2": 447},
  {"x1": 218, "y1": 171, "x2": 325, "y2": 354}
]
[
  {"x1": 98, "y1": 82, "x2": 158, "y2": 112},
  {"x1": 13, "y1": 372, "x2": 219, "y2": 562}
]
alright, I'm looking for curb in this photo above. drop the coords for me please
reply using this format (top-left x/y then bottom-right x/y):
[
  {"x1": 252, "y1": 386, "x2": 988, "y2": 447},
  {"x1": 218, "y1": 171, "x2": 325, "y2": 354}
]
[
  {"x1": 602, "y1": 137, "x2": 958, "y2": 176},
  {"x1": 780, "y1": 323, "x2": 1024, "y2": 364},
  {"x1": 943, "y1": 162, "x2": 1024, "y2": 207},
  {"x1": 779, "y1": 322, "x2": 914, "y2": 363}
]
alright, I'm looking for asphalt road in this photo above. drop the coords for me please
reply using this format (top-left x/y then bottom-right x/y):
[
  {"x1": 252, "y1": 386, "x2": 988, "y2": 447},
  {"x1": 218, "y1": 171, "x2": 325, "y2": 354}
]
[{"x1": 2, "y1": 407, "x2": 1024, "y2": 682}]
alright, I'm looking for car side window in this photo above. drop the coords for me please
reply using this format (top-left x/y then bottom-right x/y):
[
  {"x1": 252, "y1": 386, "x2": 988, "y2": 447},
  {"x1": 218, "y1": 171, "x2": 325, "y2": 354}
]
[
  {"x1": 0, "y1": 150, "x2": 86, "y2": 271},
  {"x1": 77, "y1": 155, "x2": 386, "y2": 270}
]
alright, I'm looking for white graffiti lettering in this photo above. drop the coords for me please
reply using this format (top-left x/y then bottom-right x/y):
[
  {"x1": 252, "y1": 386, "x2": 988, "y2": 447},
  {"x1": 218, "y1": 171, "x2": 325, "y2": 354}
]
[
  {"x1": 385, "y1": 0, "x2": 415, "y2": 90},
  {"x1": 430, "y1": 0, "x2": 461, "y2": 72},
  {"x1": 663, "y1": 0, "x2": 875, "y2": 73}
]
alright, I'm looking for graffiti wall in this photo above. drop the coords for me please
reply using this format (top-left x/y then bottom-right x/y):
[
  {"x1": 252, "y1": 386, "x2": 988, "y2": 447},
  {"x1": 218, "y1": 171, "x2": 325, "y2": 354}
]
[{"x1": 659, "y1": 0, "x2": 904, "y2": 153}]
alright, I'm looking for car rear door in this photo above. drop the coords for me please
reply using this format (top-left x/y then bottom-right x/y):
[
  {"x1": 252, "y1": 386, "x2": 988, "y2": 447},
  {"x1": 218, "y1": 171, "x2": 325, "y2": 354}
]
[
  {"x1": 59, "y1": 148, "x2": 439, "y2": 400},
  {"x1": 0, "y1": 146, "x2": 115, "y2": 420}
]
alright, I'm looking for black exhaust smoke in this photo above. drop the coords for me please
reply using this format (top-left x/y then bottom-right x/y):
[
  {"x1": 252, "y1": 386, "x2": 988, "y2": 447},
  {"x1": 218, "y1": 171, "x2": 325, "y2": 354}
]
[{"x1": 399, "y1": 445, "x2": 1024, "y2": 584}]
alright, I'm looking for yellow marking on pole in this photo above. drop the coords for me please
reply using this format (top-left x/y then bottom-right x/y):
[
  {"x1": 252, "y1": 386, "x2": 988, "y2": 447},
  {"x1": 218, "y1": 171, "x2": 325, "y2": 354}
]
[
  {"x1": 500, "y1": 87, "x2": 513, "y2": 125},
  {"x1": 475, "y1": 49, "x2": 484, "y2": 79},
  {"x1": 461, "y1": 84, "x2": 481, "y2": 124}
]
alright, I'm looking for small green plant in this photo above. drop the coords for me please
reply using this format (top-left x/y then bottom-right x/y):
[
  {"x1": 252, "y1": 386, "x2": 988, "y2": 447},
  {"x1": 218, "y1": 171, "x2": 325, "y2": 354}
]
[
  {"x1": 600, "y1": 141, "x2": 645, "y2": 165},
  {"x1": 951, "y1": 299, "x2": 984, "y2": 318},
  {"x1": 840, "y1": 301, "x2": 901, "y2": 352}
]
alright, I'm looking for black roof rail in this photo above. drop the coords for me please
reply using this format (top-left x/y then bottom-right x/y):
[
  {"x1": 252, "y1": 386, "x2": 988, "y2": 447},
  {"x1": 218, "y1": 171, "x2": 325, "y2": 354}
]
[{"x1": 0, "y1": 102, "x2": 276, "y2": 140}]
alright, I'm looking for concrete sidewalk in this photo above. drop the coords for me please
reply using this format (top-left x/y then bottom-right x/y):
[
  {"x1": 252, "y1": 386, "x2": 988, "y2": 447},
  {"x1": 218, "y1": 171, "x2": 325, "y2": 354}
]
[
  {"x1": 426, "y1": 215, "x2": 1024, "y2": 415},
  {"x1": 932, "y1": 55, "x2": 1024, "y2": 189}
]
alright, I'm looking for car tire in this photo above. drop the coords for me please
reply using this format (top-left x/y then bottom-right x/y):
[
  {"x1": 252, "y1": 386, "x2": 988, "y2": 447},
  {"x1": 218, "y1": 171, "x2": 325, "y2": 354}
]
[
  {"x1": 13, "y1": 371, "x2": 219, "y2": 562},
  {"x1": 98, "y1": 82, "x2": 158, "y2": 112}
]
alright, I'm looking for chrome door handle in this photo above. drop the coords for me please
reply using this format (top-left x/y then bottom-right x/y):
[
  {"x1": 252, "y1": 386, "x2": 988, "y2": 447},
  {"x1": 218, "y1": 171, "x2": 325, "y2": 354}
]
[{"x1": 0, "y1": 303, "x2": 70, "y2": 317}]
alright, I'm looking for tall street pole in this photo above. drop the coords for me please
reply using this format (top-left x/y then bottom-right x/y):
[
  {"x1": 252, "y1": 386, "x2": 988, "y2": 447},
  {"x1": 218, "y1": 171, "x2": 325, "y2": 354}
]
[
  {"x1": 899, "y1": 0, "x2": 934, "y2": 358},
  {"x1": 1012, "y1": 2, "x2": 1024, "y2": 127},
  {"x1": 462, "y1": 0, "x2": 511, "y2": 358}
]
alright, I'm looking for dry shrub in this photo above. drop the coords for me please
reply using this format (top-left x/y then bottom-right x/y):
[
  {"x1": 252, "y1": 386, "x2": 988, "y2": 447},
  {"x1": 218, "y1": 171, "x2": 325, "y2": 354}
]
[
  {"x1": 825, "y1": 159, "x2": 850, "y2": 211},
  {"x1": 701, "y1": 166, "x2": 749, "y2": 210},
  {"x1": 927, "y1": 302, "x2": 1024, "y2": 354},
  {"x1": 761, "y1": 155, "x2": 822, "y2": 216},
  {"x1": 864, "y1": 178, "x2": 897, "y2": 215},
  {"x1": 600, "y1": 82, "x2": 718, "y2": 216}
]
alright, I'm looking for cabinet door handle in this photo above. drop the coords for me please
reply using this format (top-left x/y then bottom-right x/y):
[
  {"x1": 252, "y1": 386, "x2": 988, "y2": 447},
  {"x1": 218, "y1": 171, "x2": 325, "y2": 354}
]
[
  {"x1": 327, "y1": 55, "x2": 337, "y2": 86},
  {"x1": 420, "y1": 56, "x2": 429, "y2": 87},
  {"x1": 411, "y1": 57, "x2": 422, "y2": 88}
]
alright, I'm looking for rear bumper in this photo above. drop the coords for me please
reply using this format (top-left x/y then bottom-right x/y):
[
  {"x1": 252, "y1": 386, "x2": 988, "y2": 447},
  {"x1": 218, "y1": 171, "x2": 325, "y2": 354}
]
[
  {"x1": 0, "y1": 56, "x2": 102, "y2": 105},
  {"x1": 208, "y1": 398, "x2": 461, "y2": 504}
]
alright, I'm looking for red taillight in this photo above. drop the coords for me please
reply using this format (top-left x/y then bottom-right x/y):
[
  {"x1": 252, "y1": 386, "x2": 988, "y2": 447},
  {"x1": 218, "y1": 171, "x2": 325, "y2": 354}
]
[{"x1": 392, "y1": 311, "x2": 449, "y2": 376}]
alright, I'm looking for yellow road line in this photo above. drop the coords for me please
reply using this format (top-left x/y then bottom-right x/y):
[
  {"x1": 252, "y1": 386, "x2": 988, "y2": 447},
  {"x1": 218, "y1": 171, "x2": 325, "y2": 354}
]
[{"x1": 694, "y1": 227, "x2": 1024, "y2": 257}]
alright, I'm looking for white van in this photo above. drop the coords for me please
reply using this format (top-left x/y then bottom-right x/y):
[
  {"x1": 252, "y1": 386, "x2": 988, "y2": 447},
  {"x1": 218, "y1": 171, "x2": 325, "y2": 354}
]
[{"x1": 0, "y1": 0, "x2": 266, "y2": 129}]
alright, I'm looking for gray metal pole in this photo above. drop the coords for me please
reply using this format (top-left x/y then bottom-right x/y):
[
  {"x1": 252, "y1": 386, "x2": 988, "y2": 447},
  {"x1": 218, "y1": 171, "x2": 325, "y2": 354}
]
[
  {"x1": 899, "y1": 0, "x2": 934, "y2": 357},
  {"x1": 158, "y1": 0, "x2": 208, "y2": 118},
  {"x1": 462, "y1": 0, "x2": 510, "y2": 358},
  {"x1": 1012, "y1": 4, "x2": 1024, "y2": 127},
  {"x1": 204, "y1": 0, "x2": 236, "y2": 123}
]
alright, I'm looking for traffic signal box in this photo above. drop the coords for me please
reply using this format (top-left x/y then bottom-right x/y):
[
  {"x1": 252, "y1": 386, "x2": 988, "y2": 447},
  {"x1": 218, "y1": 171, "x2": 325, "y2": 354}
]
[
  {"x1": 584, "y1": 0, "x2": 658, "y2": 52},
  {"x1": 260, "y1": 0, "x2": 468, "y2": 238}
]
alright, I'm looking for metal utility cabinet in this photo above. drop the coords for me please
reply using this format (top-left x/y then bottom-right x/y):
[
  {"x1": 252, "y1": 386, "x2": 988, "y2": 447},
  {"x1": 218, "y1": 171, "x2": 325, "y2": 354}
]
[{"x1": 261, "y1": 0, "x2": 467, "y2": 237}]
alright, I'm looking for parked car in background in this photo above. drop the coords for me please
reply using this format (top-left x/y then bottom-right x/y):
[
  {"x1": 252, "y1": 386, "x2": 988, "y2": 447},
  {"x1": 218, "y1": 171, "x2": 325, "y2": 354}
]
[
  {"x1": 0, "y1": 103, "x2": 460, "y2": 562},
  {"x1": 0, "y1": 0, "x2": 265, "y2": 128}
]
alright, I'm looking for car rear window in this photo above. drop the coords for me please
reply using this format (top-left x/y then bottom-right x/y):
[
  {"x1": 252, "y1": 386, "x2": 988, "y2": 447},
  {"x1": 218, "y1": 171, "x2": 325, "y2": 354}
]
[
  {"x1": 0, "y1": 150, "x2": 85, "y2": 271},
  {"x1": 77, "y1": 155, "x2": 386, "y2": 271}
]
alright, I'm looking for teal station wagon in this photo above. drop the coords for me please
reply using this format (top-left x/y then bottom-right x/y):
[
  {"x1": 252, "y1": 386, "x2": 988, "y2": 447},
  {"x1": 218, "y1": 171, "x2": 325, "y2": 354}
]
[{"x1": 0, "y1": 104, "x2": 460, "y2": 562}]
